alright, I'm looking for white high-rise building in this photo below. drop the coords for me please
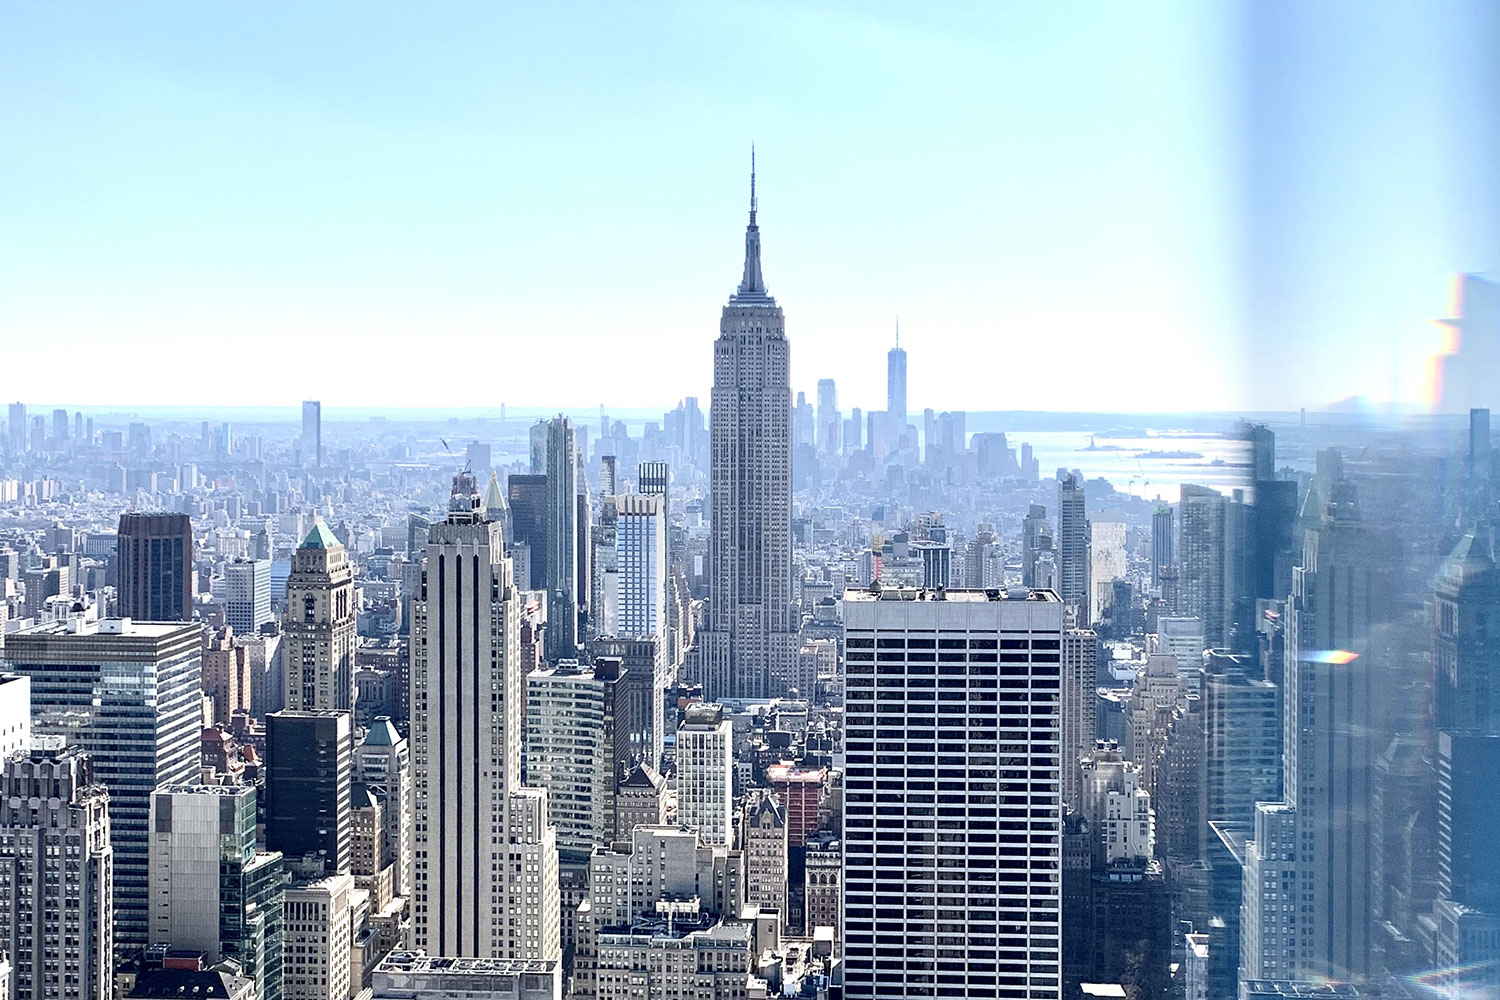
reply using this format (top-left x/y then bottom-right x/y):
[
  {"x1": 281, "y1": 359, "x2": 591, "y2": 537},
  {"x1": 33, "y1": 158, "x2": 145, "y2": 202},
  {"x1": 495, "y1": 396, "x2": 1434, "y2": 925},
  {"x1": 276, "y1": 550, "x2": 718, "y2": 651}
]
[
  {"x1": 356, "y1": 717, "x2": 412, "y2": 898},
  {"x1": 283, "y1": 523, "x2": 356, "y2": 711},
  {"x1": 700, "y1": 158, "x2": 798, "y2": 701},
  {"x1": 301, "y1": 399, "x2": 322, "y2": 469},
  {"x1": 225, "y1": 557, "x2": 273, "y2": 636},
  {"x1": 147, "y1": 782, "x2": 284, "y2": 998},
  {"x1": 0, "y1": 741, "x2": 113, "y2": 1000},
  {"x1": 1078, "y1": 742, "x2": 1154, "y2": 862},
  {"x1": 283, "y1": 872, "x2": 353, "y2": 1000},
  {"x1": 1240, "y1": 801, "x2": 1299, "y2": 980},
  {"x1": 0, "y1": 674, "x2": 30, "y2": 758},
  {"x1": 614, "y1": 492, "x2": 668, "y2": 765},
  {"x1": 525, "y1": 659, "x2": 631, "y2": 856},
  {"x1": 676, "y1": 703, "x2": 734, "y2": 847},
  {"x1": 843, "y1": 586, "x2": 1064, "y2": 1000},
  {"x1": 411, "y1": 473, "x2": 560, "y2": 961},
  {"x1": 1155, "y1": 616, "x2": 1206, "y2": 696}
]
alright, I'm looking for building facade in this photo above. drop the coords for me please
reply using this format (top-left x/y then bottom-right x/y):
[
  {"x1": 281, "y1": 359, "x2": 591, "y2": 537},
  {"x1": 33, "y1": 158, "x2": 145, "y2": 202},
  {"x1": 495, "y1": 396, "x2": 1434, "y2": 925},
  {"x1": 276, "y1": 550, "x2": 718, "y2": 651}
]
[
  {"x1": 117, "y1": 512, "x2": 193, "y2": 622},
  {"x1": 282, "y1": 523, "x2": 357, "y2": 712},
  {"x1": 0, "y1": 742, "x2": 112, "y2": 1000},
  {"x1": 411, "y1": 473, "x2": 560, "y2": 961},
  {"x1": 700, "y1": 163, "x2": 798, "y2": 701},
  {"x1": 843, "y1": 587, "x2": 1064, "y2": 999},
  {"x1": 6, "y1": 618, "x2": 203, "y2": 951}
]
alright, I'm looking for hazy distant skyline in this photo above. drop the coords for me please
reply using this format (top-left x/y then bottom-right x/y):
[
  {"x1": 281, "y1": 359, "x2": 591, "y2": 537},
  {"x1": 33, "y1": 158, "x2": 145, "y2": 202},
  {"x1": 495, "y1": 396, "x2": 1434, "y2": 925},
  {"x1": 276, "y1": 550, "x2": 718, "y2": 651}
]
[{"x1": 2, "y1": 3, "x2": 1495, "y2": 412}]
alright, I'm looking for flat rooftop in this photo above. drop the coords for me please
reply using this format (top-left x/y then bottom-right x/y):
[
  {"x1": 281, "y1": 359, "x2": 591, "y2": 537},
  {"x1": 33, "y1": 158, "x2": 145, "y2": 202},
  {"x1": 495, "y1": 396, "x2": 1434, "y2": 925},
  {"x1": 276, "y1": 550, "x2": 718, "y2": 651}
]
[
  {"x1": 376, "y1": 951, "x2": 559, "y2": 975},
  {"x1": 11, "y1": 617, "x2": 197, "y2": 639},
  {"x1": 845, "y1": 586, "x2": 1061, "y2": 603}
]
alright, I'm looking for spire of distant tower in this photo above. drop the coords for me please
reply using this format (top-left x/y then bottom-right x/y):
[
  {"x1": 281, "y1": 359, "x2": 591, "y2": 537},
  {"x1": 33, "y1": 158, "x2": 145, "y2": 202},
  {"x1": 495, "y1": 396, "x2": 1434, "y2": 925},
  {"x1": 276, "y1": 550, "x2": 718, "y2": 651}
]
[
  {"x1": 737, "y1": 144, "x2": 766, "y2": 297},
  {"x1": 896, "y1": 314, "x2": 900, "y2": 349}
]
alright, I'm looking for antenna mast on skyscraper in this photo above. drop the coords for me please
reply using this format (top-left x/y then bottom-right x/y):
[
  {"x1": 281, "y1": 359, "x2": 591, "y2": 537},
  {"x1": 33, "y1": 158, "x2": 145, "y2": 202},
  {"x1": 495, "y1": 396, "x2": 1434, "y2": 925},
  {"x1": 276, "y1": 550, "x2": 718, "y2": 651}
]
[
  {"x1": 750, "y1": 143, "x2": 757, "y2": 221},
  {"x1": 896, "y1": 315, "x2": 900, "y2": 349}
]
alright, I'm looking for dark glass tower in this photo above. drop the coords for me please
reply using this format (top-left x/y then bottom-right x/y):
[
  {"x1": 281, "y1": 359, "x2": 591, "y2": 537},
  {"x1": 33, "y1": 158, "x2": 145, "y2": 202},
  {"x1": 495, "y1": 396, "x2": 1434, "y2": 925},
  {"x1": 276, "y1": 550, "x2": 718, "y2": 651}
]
[{"x1": 117, "y1": 511, "x2": 193, "y2": 621}]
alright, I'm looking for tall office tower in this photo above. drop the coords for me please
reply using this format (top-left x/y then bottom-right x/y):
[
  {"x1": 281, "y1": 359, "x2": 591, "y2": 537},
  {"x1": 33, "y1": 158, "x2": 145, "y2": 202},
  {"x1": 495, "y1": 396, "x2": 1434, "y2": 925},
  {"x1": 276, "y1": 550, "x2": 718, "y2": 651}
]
[
  {"x1": 1178, "y1": 485, "x2": 1228, "y2": 648},
  {"x1": 526, "y1": 658, "x2": 633, "y2": 857},
  {"x1": 676, "y1": 703, "x2": 734, "y2": 847},
  {"x1": 148, "y1": 782, "x2": 286, "y2": 1000},
  {"x1": 592, "y1": 634, "x2": 668, "y2": 769},
  {"x1": 1156, "y1": 616, "x2": 1207, "y2": 695},
  {"x1": 6, "y1": 618, "x2": 202, "y2": 951},
  {"x1": 1433, "y1": 530, "x2": 1500, "y2": 734},
  {"x1": 616, "y1": 494, "x2": 668, "y2": 742},
  {"x1": 0, "y1": 741, "x2": 113, "y2": 1000},
  {"x1": 1061, "y1": 629, "x2": 1099, "y2": 809},
  {"x1": 1089, "y1": 519, "x2": 1127, "y2": 625},
  {"x1": 637, "y1": 461, "x2": 670, "y2": 507},
  {"x1": 591, "y1": 500, "x2": 620, "y2": 638},
  {"x1": 6, "y1": 401, "x2": 24, "y2": 454},
  {"x1": 1429, "y1": 731, "x2": 1500, "y2": 996},
  {"x1": 355, "y1": 717, "x2": 412, "y2": 898},
  {"x1": 742, "y1": 789, "x2": 789, "y2": 926},
  {"x1": 701, "y1": 163, "x2": 796, "y2": 701},
  {"x1": 201, "y1": 625, "x2": 252, "y2": 724},
  {"x1": 117, "y1": 511, "x2": 193, "y2": 622},
  {"x1": 816, "y1": 378, "x2": 839, "y2": 457},
  {"x1": 599, "y1": 454, "x2": 618, "y2": 498},
  {"x1": 225, "y1": 557, "x2": 272, "y2": 636},
  {"x1": 577, "y1": 484, "x2": 593, "y2": 633},
  {"x1": 1152, "y1": 505, "x2": 1174, "y2": 591},
  {"x1": 507, "y1": 473, "x2": 549, "y2": 590},
  {"x1": 411, "y1": 472, "x2": 560, "y2": 960},
  {"x1": 845, "y1": 406, "x2": 864, "y2": 455},
  {"x1": 301, "y1": 399, "x2": 322, "y2": 468},
  {"x1": 282, "y1": 523, "x2": 357, "y2": 712},
  {"x1": 1058, "y1": 471, "x2": 1091, "y2": 617},
  {"x1": 265, "y1": 710, "x2": 353, "y2": 875},
  {"x1": 1022, "y1": 503, "x2": 1050, "y2": 589},
  {"x1": 529, "y1": 419, "x2": 548, "y2": 474},
  {"x1": 545, "y1": 415, "x2": 580, "y2": 659},
  {"x1": 887, "y1": 330, "x2": 907, "y2": 446},
  {"x1": 21, "y1": 557, "x2": 68, "y2": 620},
  {"x1": 1239, "y1": 800, "x2": 1300, "y2": 981},
  {"x1": 1262, "y1": 479, "x2": 1393, "y2": 982},
  {"x1": 1199, "y1": 651, "x2": 1280, "y2": 843},
  {"x1": 282, "y1": 872, "x2": 353, "y2": 1000},
  {"x1": 50, "y1": 407, "x2": 67, "y2": 444},
  {"x1": 1155, "y1": 693, "x2": 1204, "y2": 865},
  {"x1": 843, "y1": 586, "x2": 1064, "y2": 1000}
]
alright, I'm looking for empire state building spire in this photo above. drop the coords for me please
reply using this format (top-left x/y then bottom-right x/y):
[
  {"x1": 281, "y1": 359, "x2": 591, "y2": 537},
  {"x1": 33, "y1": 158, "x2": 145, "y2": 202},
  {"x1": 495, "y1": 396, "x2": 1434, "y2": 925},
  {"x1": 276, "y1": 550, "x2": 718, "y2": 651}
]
[{"x1": 736, "y1": 146, "x2": 768, "y2": 298}]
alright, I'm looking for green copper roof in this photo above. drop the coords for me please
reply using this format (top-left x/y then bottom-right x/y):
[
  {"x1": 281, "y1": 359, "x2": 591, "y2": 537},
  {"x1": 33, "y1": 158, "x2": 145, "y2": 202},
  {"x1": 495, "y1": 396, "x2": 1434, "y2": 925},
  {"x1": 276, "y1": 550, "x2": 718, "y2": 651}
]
[
  {"x1": 300, "y1": 522, "x2": 341, "y2": 550},
  {"x1": 363, "y1": 717, "x2": 401, "y2": 747}
]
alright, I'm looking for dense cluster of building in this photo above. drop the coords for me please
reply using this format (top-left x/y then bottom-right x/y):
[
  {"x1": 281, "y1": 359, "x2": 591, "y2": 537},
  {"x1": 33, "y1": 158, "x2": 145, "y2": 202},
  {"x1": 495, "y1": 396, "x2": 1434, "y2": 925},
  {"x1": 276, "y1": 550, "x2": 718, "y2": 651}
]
[{"x1": 0, "y1": 174, "x2": 1496, "y2": 1000}]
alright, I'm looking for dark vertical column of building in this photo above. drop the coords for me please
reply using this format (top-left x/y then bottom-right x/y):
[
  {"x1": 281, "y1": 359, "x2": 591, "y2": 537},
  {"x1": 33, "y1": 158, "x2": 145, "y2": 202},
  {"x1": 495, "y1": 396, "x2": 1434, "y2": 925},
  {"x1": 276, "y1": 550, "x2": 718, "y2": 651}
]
[
  {"x1": 1057, "y1": 472, "x2": 1090, "y2": 617},
  {"x1": 507, "y1": 475, "x2": 549, "y2": 591},
  {"x1": 264, "y1": 711, "x2": 352, "y2": 875},
  {"x1": 116, "y1": 512, "x2": 193, "y2": 621}
]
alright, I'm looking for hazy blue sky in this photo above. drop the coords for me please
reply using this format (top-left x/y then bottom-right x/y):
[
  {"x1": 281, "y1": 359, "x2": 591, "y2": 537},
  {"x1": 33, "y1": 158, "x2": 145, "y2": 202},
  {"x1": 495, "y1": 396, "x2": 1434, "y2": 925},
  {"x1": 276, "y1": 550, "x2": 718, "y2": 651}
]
[{"x1": 1, "y1": 3, "x2": 1494, "y2": 413}]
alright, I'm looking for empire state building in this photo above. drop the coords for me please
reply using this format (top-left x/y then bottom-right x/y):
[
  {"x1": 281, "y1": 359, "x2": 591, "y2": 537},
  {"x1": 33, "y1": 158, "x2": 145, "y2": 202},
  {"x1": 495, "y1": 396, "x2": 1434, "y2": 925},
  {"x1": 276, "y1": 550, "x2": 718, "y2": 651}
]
[{"x1": 700, "y1": 156, "x2": 798, "y2": 701}]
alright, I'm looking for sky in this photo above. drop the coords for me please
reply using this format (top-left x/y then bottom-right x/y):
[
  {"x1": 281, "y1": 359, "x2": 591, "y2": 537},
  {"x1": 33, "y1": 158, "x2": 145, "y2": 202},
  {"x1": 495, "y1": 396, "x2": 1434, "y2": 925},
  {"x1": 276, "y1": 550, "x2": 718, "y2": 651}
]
[{"x1": 1, "y1": 2, "x2": 1495, "y2": 414}]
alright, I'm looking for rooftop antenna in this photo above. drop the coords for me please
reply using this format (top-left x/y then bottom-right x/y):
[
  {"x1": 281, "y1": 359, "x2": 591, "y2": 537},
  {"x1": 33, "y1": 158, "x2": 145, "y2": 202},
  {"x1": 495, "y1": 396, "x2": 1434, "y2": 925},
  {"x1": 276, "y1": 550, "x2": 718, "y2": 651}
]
[
  {"x1": 896, "y1": 314, "x2": 900, "y2": 349},
  {"x1": 750, "y1": 143, "x2": 757, "y2": 222}
]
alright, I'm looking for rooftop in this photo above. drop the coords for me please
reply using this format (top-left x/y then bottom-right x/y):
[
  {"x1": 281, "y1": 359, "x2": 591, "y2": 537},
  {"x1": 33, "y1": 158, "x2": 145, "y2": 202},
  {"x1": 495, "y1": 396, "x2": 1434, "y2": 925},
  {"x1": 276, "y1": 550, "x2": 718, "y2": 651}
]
[
  {"x1": 375, "y1": 951, "x2": 559, "y2": 975},
  {"x1": 11, "y1": 617, "x2": 198, "y2": 640},
  {"x1": 300, "y1": 521, "x2": 341, "y2": 550},
  {"x1": 845, "y1": 586, "x2": 1061, "y2": 603}
]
